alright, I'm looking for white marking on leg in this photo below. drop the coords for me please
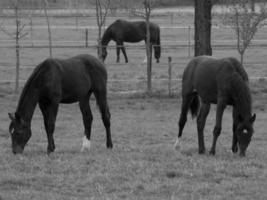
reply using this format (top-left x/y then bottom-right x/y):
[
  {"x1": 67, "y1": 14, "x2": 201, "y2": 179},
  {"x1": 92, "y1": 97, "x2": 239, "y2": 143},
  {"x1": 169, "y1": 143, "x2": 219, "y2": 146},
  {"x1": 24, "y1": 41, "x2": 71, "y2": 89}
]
[
  {"x1": 81, "y1": 136, "x2": 91, "y2": 152},
  {"x1": 143, "y1": 57, "x2": 147, "y2": 63},
  {"x1": 174, "y1": 138, "x2": 181, "y2": 151}
]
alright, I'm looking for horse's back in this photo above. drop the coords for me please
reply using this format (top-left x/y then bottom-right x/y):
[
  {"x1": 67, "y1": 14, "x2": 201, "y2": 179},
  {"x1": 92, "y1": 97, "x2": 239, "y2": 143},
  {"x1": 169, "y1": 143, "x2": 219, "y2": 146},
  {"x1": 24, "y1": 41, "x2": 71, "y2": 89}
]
[
  {"x1": 39, "y1": 54, "x2": 107, "y2": 103},
  {"x1": 108, "y1": 19, "x2": 159, "y2": 42},
  {"x1": 182, "y1": 56, "x2": 247, "y2": 103}
]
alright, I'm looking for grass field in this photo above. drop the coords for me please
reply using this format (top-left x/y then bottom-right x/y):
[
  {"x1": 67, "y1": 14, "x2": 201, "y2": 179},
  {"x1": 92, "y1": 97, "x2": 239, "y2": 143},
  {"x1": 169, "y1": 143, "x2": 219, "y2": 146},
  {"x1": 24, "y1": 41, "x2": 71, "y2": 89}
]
[{"x1": 0, "y1": 9, "x2": 267, "y2": 200}]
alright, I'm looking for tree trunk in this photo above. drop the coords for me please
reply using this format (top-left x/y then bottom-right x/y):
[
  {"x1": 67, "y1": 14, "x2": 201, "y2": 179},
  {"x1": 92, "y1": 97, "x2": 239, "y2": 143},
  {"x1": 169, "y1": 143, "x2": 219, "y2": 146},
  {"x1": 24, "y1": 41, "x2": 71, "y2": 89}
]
[
  {"x1": 194, "y1": 0, "x2": 212, "y2": 56},
  {"x1": 15, "y1": 4, "x2": 20, "y2": 93},
  {"x1": 240, "y1": 52, "x2": 244, "y2": 65}
]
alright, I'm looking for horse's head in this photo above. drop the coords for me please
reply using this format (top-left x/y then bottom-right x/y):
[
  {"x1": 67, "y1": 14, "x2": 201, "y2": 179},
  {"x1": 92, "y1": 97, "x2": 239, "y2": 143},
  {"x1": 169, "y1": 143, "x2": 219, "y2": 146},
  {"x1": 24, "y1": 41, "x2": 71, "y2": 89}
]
[
  {"x1": 8, "y1": 113, "x2": 31, "y2": 154},
  {"x1": 236, "y1": 113, "x2": 256, "y2": 157}
]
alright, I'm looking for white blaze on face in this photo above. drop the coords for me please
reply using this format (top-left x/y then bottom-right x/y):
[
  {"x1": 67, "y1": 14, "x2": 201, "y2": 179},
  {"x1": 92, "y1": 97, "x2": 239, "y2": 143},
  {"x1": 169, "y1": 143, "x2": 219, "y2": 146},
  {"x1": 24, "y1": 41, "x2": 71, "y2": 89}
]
[
  {"x1": 174, "y1": 138, "x2": 181, "y2": 151},
  {"x1": 81, "y1": 136, "x2": 91, "y2": 152}
]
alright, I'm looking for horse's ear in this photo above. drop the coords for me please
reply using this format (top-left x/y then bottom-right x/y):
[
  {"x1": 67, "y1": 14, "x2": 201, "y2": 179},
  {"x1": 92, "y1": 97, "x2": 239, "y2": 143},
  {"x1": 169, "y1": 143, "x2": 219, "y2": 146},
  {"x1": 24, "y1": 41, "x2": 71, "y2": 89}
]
[
  {"x1": 250, "y1": 114, "x2": 256, "y2": 123},
  {"x1": 8, "y1": 113, "x2": 15, "y2": 121}
]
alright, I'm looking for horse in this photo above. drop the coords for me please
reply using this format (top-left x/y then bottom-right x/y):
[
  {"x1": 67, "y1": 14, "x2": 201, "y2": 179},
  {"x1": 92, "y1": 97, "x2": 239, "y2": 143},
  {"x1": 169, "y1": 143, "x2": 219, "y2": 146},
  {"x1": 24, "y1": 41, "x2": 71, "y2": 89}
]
[
  {"x1": 174, "y1": 56, "x2": 256, "y2": 157},
  {"x1": 100, "y1": 19, "x2": 161, "y2": 63},
  {"x1": 8, "y1": 54, "x2": 113, "y2": 154}
]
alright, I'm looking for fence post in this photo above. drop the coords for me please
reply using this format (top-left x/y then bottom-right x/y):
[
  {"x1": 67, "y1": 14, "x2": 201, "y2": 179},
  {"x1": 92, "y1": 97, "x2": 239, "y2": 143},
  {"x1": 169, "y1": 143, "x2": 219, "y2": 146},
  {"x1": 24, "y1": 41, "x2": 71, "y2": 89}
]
[
  {"x1": 85, "y1": 28, "x2": 88, "y2": 47},
  {"x1": 168, "y1": 56, "x2": 172, "y2": 97},
  {"x1": 188, "y1": 25, "x2": 191, "y2": 57}
]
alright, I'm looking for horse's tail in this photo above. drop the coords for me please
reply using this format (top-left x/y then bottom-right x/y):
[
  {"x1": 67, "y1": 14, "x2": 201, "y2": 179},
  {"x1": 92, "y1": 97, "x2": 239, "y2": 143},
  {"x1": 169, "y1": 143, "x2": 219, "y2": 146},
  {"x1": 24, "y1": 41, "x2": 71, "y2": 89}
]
[
  {"x1": 154, "y1": 26, "x2": 161, "y2": 62},
  {"x1": 190, "y1": 92, "x2": 199, "y2": 118}
]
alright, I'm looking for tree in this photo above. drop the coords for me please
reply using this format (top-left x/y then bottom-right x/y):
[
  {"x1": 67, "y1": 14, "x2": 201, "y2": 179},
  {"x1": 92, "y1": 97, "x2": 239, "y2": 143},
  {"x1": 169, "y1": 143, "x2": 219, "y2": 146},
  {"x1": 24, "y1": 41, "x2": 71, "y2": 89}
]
[
  {"x1": 223, "y1": 0, "x2": 267, "y2": 64},
  {"x1": 194, "y1": 0, "x2": 213, "y2": 56},
  {"x1": 91, "y1": 0, "x2": 110, "y2": 60},
  {"x1": 42, "y1": 0, "x2": 53, "y2": 58},
  {"x1": 0, "y1": 0, "x2": 29, "y2": 93}
]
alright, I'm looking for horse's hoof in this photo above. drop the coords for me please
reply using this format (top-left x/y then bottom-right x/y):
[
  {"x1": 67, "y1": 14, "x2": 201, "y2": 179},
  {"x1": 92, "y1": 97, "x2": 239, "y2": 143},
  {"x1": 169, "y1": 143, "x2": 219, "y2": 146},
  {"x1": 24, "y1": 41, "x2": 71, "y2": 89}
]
[
  {"x1": 107, "y1": 142, "x2": 113, "y2": 149},
  {"x1": 47, "y1": 145, "x2": 55, "y2": 155},
  {"x1": 47, "y1": 149, "x2": 55, "y2": 155},
  {"x1": 81, "y1": 136, "x2": 91, "y2": 152},
  {"x1": 209, "y1": 150, "x2": 215, "y2": 155},
  {"x1": 174, "y1": 138, "x2": 181, "y2": 151},
  {"x1": 232, "y1": 146, "x2": 238, "y2": 153},
  {"x1": 199, "y1": 149, "x2": 206, "y2": 154}
]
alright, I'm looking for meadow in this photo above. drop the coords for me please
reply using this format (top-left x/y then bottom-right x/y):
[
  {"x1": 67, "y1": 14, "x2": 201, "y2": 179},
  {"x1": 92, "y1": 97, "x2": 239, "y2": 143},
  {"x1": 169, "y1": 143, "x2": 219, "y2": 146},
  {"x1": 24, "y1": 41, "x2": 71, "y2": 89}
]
[{"x1": 0, "y1": 9, "x2": 267, "y2": 200}]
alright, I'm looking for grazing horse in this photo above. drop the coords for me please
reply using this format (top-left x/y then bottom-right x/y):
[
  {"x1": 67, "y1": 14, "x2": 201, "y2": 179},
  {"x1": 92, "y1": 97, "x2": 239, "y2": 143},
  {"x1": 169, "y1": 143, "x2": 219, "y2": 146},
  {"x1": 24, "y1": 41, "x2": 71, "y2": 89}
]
[
  {"x1": 8, "y1": 54, "x2": 113, "y2": 154},
  {"x1": 174, "y1": 56, "x2": 256, "y2": 156},
  {"x1": 100, "y1": 19, "x2": 161, "y2": 63}
]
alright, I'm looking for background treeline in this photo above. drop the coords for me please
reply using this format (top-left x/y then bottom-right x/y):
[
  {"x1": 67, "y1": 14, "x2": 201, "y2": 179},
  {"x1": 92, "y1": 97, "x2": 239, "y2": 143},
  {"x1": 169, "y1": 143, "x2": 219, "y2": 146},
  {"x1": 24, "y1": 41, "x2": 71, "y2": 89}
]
[{"x1": 0, "y1": 0, "x2": 266, "y2": 9}]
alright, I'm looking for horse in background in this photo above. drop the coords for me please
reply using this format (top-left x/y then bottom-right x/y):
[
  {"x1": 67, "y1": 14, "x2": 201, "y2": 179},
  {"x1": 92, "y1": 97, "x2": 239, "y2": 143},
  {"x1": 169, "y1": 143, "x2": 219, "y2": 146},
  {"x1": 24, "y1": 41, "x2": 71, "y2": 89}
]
[
  {"x1": 8, "y1": 54, "x2": 113, "y2": 154},
  {"x1": 100, "y1": 19, "x2": 161, "y2": 63},
  {"x1": 174, "y1": 56, "x2": 256, "y2": 157}
]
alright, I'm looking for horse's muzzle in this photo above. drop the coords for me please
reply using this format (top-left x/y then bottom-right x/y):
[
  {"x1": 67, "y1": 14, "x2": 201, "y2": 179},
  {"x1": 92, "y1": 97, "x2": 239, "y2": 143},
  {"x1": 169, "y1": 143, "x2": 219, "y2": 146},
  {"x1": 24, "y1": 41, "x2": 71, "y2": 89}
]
[
  {"x1": 12, "y1": 145, "x2": 24, "y2": 154},
  {"x1": 238, "y1": 144, "x2": 246, "y2": 157}
]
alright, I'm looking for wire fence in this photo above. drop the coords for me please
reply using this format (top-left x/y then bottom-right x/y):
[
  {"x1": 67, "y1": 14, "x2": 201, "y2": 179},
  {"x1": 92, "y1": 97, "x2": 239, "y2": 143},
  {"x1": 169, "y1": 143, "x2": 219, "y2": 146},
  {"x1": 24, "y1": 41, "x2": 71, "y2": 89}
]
[{"x1": 0, "y1": 43, "x2": 267, "y2": 96}]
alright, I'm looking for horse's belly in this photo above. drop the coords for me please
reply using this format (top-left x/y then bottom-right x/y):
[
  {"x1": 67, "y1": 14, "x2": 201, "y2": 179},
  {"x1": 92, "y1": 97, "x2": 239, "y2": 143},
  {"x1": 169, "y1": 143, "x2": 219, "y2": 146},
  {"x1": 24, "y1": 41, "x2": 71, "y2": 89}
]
[
  {"x1": 198, "y1": 90, "x2": 217, "y2": 104},
  {"x1": 60, "y1": 79, "x2": 91, "y2": 103}
]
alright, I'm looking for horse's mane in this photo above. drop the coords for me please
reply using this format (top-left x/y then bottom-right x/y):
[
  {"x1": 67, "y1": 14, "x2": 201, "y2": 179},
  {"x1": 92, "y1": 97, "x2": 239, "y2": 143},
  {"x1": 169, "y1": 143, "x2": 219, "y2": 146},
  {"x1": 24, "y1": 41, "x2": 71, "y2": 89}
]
[
  {"x1": 229, "y1": 72, "x2": 252, "y2": 116},
  {"x1": 16, "y1": 61, "x2": 45, "y2": 115}
]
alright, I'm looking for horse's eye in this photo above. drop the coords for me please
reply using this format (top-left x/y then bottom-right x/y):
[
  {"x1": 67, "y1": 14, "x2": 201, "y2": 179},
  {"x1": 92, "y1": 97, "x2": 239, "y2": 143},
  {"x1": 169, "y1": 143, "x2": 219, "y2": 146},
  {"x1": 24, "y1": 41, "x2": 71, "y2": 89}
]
[{"x1": 243, "y1": 129, "x2": 248, "y2": 134}]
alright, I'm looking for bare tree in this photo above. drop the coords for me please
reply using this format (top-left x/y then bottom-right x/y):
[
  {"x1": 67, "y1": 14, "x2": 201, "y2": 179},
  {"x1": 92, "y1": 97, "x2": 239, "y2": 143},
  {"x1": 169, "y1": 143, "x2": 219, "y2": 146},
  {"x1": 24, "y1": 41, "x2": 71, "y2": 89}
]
[
  {"x1": 0, "y1": 0, "x2": 29, "y2": 93},
  {"x1": 223, "y1": 0, "x2": 267, "y2": 64},
  {"x1": 42, "y1": 0, "x2": 53, "y2": 58},
  {"x1": 91, "y1": 0, "x2": 110, "y2": 60}
]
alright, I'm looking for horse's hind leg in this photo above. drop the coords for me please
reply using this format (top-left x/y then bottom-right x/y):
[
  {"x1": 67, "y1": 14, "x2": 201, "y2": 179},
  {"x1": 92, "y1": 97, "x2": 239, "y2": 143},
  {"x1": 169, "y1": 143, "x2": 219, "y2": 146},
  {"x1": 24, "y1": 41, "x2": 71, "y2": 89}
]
[
  {"x1": 79, "y1": 93, "x2": 93, "y2": 152},
  {"x1": 39, "y1": 100, "x2": 59, "y2": 154},
  {"x1": 197, "y1": 103, "x2": 210, "y2": 154},
  {"x1": 94, "y1": 89, "x2": 113, "y2": 149}
]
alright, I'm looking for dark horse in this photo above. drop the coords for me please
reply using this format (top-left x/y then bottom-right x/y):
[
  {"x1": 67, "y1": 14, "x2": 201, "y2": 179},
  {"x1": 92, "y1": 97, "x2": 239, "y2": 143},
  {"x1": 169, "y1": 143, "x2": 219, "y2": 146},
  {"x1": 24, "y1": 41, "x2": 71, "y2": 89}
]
[
  {"x1": 174, "y1": 56, "x2": 256, "y2": 156},
  {"x1": 100, "y1": 19, "x2": 161, "y2": 63},
  {"x1": 8, "y1": 54, "x2": 113, "y2": 154}
]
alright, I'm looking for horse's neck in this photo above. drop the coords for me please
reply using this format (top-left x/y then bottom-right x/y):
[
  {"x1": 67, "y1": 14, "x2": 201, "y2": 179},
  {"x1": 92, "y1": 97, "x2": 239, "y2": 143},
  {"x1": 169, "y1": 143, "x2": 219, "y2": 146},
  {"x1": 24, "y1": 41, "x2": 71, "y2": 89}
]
[
  {"x1": 232, "y1": 79, "x2": 251, "y2": 118},
  {"x1": 101, "y1": 31, "x2": 111, "y2": 46},
  {"x1": 16, "y1": 85, "x2": 39, "y2": 126}
]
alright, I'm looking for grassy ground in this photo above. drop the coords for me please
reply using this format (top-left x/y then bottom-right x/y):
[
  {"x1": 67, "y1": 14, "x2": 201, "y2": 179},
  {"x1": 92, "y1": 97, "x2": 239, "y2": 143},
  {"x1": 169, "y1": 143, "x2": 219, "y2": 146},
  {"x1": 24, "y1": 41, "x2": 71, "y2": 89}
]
[
  {"x1": 0, "y1": 94, "x2": 267, "y2": 200},
  {"x1": 0, "y1": 11, "x2": 267, "y2": 200}
]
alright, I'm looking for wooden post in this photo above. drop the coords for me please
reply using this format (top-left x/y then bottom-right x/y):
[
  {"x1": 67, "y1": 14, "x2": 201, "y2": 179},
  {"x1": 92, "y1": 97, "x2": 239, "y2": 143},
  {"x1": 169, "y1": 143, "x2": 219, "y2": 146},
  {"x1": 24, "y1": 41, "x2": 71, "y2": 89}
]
[
  {"x1": 85, "y1": 28, "x2": 88, "y2": 47},
  {"x1": 168, "y1": 56, "x2": 172, "y2": 97},
  {"x1": 188, "y1": 25, "x2": 191, "y2": 57}
]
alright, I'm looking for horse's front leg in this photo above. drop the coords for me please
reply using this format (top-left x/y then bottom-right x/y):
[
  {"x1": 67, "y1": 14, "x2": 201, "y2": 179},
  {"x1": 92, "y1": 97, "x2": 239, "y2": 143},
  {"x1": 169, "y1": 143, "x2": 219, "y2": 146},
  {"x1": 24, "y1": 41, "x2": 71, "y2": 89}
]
[
  {"x1": 79, "y1": 96, "x2": 93, "y2": 152},
  {"x1": 197, "y1": 103, "x2": 210, "y2": 154},
  {"x1": 232, "y1": 107, "x2": 238, "y2": 153},
  {"x1": 210, "y1": 98, "x2": 226, "y2": 155},
  {"x1": 120, "y1": 44, "x2": 128, "y2": 63},
  {"x1": 39, "y1": 101, "x2": 59, "y2": 154}
]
